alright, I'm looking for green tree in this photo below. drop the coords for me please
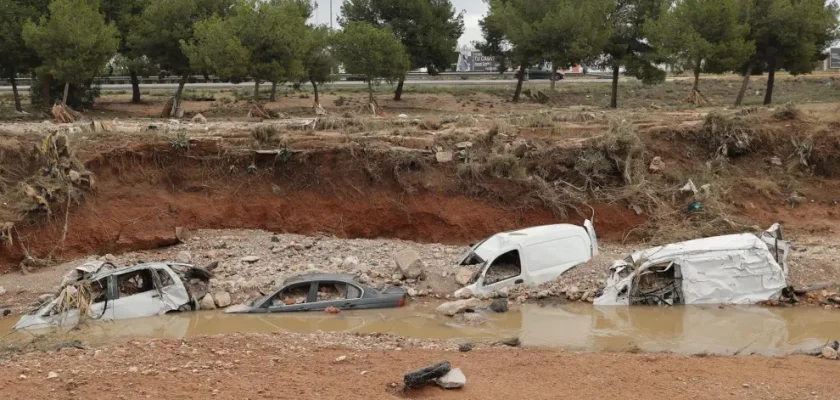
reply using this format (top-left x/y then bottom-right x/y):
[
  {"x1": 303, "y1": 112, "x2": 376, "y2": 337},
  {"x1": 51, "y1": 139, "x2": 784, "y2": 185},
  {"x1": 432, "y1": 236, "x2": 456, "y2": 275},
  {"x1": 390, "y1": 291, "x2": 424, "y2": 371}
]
[
  {"x1": 735, "y1": 0, "x2": 839, "y2": 105},
  {"x1": 600, "y1": 0, "x2": 670, "y2": 108},
  {"x1": 301, "y1": 25, "x2": 337, "y2": 112},
  {"x1": 0, "y1": 0, "x2": 49, "y2": 111},
  {"x1": 23, "y1": 0, "x2": 120, "y2": 106},
  {"x1": 129, "y1": 0, "x2": 234, "y2": 115},
  {"x1": 183, "y1": 0, "x2": 310, "y2": 102},
  {"x1": 332, "y1": 22, "x2": 411, "y2": 113},
  {"x1": 647, "y1": 0, "x2": 753, "y2": 104},
  {"x1": 340, "y1": 0, "x2": 464, "y2": 100},
  {"x1": 100, "y1": 0, "x2": 149, "y2": 103}
]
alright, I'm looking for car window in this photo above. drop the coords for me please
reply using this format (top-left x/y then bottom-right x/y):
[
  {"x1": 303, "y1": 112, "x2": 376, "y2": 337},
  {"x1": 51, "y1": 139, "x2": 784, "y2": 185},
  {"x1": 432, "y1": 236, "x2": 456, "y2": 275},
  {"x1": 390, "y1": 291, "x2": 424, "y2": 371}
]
[
  {"x1": 315, "y1": 282, "x2": 349, "y2": 302},
  {"x1": 116, "y1": 269, "x2": 156, "y2": 298},
  {"x1": 90, "y1": 277, "x2": 109, "y2": 304},
  {"x1": 345, "y1": 284, "x2": 362, "y2": 299},
  {"x1": 271, "y1": 283, "x2": 311, "y2": 306},
  {"x1": 483, "y1": 250, "x2": 521, "y2": 285},
  {"x1": 156, "y1": 268, "x2": 175, "y2": 288}
]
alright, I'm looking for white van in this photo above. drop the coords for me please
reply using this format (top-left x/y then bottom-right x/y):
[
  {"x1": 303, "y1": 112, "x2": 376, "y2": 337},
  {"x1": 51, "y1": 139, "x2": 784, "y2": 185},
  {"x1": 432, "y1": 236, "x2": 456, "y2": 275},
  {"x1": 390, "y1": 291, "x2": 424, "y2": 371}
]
[
  {"x1": 595, "y1": 224, "x2": 790, "y2": 306},
  {"x1": 454, "y1": 221, "x2": 598, "y2": 297}
]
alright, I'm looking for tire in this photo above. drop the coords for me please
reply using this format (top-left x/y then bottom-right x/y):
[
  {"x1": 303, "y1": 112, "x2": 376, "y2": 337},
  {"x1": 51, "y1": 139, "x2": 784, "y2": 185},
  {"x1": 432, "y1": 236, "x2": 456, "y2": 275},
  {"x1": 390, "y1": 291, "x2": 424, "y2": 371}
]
[{"x1": 403, "y1": 361, "x2": 451, "y2": 389}]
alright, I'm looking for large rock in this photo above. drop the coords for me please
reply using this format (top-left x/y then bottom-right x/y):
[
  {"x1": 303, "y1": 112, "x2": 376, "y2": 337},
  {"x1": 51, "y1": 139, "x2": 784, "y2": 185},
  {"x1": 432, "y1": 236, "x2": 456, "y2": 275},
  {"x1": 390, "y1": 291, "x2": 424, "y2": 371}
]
[
  {"x1": 435, "y1": 298, "x2": 482, "y2": 316},
  {"x1": 175, "y1": 227, "x2": 191, "y2": 243},
  {"x1": 213, "y1": 291, "x2": 232, "y2": 308},
  {"x1": 241, "y1": 256, "x2": 260, "y2": 263},
  {"x1": 489, "y1": 298, "x2": 508, "y2": 313},
  {"x1": 454, "y1": 268, "x2": 473, "y2": 286},
  {"x1": 822, "y1": 346, "x2": 838, "y2": 360},
  {"x1": 435, "y1": 151, "x2": 454, "y2": 163},
  {"x1": 200, "y1": 294, "x2": 216, "y2": 310},
  {"x1": 435, "y1": 368, "x2": 466, "y2": 389},
  {"x1": 175, "y1": 251, "x2": 192, "y2": 264},
  {"x1": 394, "y1": 248, "x2": 424, "y2": 279},
  {"x1": 455, "y1": 312, "x2": 488, "y2": 326}
]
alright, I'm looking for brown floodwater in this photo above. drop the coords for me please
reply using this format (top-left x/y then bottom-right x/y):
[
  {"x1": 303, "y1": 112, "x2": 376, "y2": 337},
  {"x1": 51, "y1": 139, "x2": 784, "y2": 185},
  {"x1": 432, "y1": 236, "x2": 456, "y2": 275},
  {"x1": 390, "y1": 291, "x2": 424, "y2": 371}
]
[{"x1": 2, "y1": 301, "x2": 838, "y2": 355}]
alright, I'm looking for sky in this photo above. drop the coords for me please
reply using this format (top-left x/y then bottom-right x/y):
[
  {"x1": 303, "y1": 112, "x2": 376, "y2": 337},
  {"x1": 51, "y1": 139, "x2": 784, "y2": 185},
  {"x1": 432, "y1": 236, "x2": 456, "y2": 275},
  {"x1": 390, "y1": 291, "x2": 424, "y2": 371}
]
[{"x1": 308, "y1": 0, "x2": 487, "y2": 47}]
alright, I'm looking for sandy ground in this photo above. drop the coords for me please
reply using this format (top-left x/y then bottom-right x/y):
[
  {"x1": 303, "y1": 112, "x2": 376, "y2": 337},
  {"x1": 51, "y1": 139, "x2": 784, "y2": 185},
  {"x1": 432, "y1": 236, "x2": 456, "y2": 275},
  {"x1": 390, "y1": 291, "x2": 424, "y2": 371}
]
[{"x1": 1, "y1": 332, "x2": 839, "y2": 400}]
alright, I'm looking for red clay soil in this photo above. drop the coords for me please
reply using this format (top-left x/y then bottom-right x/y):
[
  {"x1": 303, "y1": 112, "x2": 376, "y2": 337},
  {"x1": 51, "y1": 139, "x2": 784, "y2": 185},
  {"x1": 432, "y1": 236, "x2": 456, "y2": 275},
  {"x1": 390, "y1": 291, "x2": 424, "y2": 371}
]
[
  {"x1": 2, "y1": 335, "x2": 839, "y2": 400},
  {"x1": 2, "y1": 145, "x2": 645, "y2": 271}
]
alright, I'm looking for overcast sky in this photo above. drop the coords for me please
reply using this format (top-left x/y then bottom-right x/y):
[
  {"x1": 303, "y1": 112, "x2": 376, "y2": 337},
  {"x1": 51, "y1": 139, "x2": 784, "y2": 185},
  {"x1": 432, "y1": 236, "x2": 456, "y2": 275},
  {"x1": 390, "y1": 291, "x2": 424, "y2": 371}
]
[{"x1": 309, "y1": 0, "x2": 487, "y2": 47}]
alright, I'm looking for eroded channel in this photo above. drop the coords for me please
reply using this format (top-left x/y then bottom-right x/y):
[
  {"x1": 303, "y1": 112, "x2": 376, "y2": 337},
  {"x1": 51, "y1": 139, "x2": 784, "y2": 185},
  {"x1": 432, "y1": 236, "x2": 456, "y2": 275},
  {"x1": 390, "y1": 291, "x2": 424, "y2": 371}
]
[{"x1": 2, "y1": 301, "x2": 838, "y2": 355}]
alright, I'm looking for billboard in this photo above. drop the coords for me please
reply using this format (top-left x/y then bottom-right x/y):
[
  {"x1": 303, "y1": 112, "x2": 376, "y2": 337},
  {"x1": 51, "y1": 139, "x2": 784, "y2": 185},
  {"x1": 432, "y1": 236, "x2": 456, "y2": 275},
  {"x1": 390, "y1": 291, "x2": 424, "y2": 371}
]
[
  {"x1": 469, "y1": 52, "x2": 499, "y2": 72},
  {"x1": 831, "y1": 48, "x2": 840, "y2": 69}
]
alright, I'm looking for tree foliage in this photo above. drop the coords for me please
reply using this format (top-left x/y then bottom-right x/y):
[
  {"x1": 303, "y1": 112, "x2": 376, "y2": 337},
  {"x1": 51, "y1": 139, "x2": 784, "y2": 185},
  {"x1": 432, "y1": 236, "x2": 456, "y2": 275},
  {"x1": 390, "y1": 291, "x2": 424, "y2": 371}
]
[
  {"x1": 23, "y1": 0, "x2": 120, "y2": 104},
  {"x1": 0, "y1": 0, "x2": 49, "y2": 110}
]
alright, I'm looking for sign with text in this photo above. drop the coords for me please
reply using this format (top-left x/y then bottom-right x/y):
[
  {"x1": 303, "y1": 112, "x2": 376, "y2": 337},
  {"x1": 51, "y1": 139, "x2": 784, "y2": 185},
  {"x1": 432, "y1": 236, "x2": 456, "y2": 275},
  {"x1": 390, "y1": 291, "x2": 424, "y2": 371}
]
[
  {"x1": 469, "y1": 52, "x2": 498, "y2": 72},
  {"x1": 831, "y1": 48, "x2": 840, "y2": 69}
]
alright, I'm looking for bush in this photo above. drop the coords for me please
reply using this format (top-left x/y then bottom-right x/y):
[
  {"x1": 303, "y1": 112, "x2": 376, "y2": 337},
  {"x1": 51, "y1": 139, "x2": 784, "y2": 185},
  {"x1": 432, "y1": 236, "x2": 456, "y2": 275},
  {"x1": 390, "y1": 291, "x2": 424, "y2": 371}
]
[
  {"x1": 485, "y1": 154, "x2": 527, "y2": 180},
  {"x1": 28, "y1": 75, "x2": 101, "y2": 109},
  {"x1": 334, "y1": 96, "x2": 347, "y2": 106},
  {"x1": 252, "y1": 125, "x2": 281, "y2": 145},
  {"x1": 773, "y1": 102, "x2": 800, "y2": 120}
]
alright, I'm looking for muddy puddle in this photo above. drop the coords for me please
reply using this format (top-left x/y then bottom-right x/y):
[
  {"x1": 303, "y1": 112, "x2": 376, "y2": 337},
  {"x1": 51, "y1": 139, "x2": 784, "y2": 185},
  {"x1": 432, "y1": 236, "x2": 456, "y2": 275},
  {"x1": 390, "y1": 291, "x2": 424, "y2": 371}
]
[{"x1": 1, "y1": 302, "x2": 838, "y2": 355}]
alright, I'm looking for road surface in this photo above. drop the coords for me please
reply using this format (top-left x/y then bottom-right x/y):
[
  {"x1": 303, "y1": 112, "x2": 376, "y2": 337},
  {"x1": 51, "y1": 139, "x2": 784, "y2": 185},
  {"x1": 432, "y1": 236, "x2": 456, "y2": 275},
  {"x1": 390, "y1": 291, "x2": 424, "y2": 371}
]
[{"x1": 0, "y1": 77, "x2": 684, "y2": 92}]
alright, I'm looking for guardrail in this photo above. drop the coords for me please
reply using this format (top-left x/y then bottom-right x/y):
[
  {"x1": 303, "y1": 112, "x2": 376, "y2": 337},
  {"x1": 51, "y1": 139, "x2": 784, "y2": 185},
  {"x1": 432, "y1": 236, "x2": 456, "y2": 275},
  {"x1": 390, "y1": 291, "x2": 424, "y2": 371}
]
[{"x1": 0, "y1": 71, "x2": 610, "y2": 86}]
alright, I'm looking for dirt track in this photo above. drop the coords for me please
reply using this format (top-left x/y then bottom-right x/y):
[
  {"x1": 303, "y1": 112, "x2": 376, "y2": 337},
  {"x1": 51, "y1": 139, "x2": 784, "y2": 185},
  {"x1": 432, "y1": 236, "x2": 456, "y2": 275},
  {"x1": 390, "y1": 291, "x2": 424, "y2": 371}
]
[{"x1": 1, "y1": 333, "x2": 839, "y2": 400}]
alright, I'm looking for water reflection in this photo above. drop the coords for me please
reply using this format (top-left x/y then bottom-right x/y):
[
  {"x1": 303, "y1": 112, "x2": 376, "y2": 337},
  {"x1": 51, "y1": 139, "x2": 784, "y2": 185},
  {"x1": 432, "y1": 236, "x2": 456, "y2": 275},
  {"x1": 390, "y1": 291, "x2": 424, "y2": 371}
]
[{"x1": 2, "y1": 302, "x2": 837, "y2": 355}]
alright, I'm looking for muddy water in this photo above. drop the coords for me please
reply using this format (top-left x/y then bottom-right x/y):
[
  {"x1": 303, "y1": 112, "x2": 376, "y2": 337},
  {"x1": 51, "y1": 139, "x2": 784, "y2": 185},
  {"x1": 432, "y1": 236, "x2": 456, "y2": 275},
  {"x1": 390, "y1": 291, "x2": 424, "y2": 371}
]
[{"x1": 2, "y1": 302, "x2": 838, "y2": 355}]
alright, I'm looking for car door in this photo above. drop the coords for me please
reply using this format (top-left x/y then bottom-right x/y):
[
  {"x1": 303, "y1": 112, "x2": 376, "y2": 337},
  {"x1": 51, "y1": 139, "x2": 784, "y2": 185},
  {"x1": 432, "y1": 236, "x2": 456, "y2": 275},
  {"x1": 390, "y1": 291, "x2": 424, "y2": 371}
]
[
  {"x1": 309, "y1": 281, "x2": 365, "y2": 310},
  {"x1": 263, "y1": 282, "x2": 317, "y2": 312},
  {"x1": 476, "y1": 248, "x2": 525, "y2": 293},
  {"x1": 110, "y1": 267, "x2": 169, "y2": 319}
]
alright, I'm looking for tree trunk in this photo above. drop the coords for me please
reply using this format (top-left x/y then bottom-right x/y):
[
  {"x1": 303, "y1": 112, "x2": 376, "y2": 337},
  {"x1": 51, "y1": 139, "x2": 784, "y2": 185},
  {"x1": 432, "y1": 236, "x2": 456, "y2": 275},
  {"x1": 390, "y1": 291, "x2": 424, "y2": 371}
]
[
  {"x1": 692, "y1": 58, "x2": 701, "y2": 93},
  {"x1": 367, "y1": 80, "x2": 374, "y2": 104},
  {"x1": 270, "y1": 81, "x2": 278, "y2": 102},
  {"x1": 394, "y1": 78, "x2": 405, "y2": 101},
  {"x1": 130, "y1": 69, "x2": 141, "y2": 103},
  {"x1": 734, "y1": 62, "x2": 754, "y2": 106},
  {"x1": 253, "y1": 80, "x2": 260, "y2": 102},
  {"x1": 610, "y1": 65, "x2": 619, "y2": 109},
  {"x1": 10, "y1": 75, "x2": 22, "y2": 112},
  {"x1": 172, "y1": 73, "x2": 189, "y2": 116},
  {"x1": 61, "y1": 82, "x2": 70, "y2": 106},
  {"x1": 512, "y1": 64, "x2": 526, "y2": 103},
  {"x1": 42, "y1": 74, "x2": 52, "y2": 108},
  {"x1": 764, "y1": 57, "x2": 776, "y2": 105},
  {"x1": 549, "y1": 66, "x2": 558, "y2": 93},
  {"x1": 311, "y1": 79, "x2": 320, "y2": 105}
]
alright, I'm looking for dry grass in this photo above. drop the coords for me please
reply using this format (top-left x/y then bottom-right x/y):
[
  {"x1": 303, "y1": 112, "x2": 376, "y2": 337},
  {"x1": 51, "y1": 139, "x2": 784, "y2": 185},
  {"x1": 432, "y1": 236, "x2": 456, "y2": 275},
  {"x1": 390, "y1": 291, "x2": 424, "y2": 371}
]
[
  {"x1": 698, "y1": 111, "x2": 753, "y2": 158},
  {"x1": 743, "y1": 177, "x2": 783, "y2": 198},
  {"x1": 485, "y1": 154, "x2": 527, "y2": 180},
  {"x1": 252, "y1": 125, "x2": 282, "y2": 145},
  {"x1": 519, "y1": 113, "x2": 553, "y2": 128},
  {"x1": 773, "y1": 102, "x2": 801, "y2": 120}
]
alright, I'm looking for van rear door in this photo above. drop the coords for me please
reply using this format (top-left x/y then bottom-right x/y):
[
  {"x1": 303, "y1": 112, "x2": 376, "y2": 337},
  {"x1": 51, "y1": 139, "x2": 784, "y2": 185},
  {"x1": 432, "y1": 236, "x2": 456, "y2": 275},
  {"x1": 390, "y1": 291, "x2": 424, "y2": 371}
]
[{"x1": 584, "y1": 219, "x2": 598, "y2": 256}]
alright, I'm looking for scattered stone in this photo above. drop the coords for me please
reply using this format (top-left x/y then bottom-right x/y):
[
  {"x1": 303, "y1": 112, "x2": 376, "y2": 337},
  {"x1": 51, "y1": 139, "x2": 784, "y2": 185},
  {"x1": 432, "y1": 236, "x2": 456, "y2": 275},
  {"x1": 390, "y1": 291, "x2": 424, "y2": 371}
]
[
  {"x1": 769, "y1": 156, "x2": 783, "y2": 166},
  {"x1": 455, "y1": 312, "x2": 487, "y2": 326},
  {"x1": 499, "y1": 336, "x2": 521, "y2": 347},
  {"x1": 742, "y1": 383, "x2": 751, "y2": 389},
  {"x1": 435, "y1": 151, "x2": 454, "y2": 163},
  {"x1": 358, "y1": 273, "x2": 371, "y2": 284},
  {"x1": 497, "y1": 287, "x2": 509, "y2": 298},
  {"x1": 341, "y1": 256, "x2": 360, "y2": 269},
  {"x1": 68, "y1": 170, "x2": 81, "y2": 183},
  {"x1": 407, "y1": 288, "x2": 417, "y2": 297},
  {"x1": 335, "y1": 355, "x2": 347, "y2": 362},
  {"x1": 200, "y1": 294, "x2": 216, "y2": 310},
  {"x1": 103, "y1": 253, "x2": 118, "y2": 264},
  {"x1": 458, "y1": 343, "x2": 473, "y2": 352},
  {"x1": 455, "y1": 141, "x2": 473, "y2": 149},
  {"x1": 394, "y1": 248, "x2": 424, "y2": 279},
  {"x1": 191, "y1": 113, "x2": 207, "y2": 124},
  {"x1": 0, "y1": 286, "x2": 6, "y2": 296},
  {"x1": 47, "y1": 371, "x2": 58, "y2": 379},
  {"x1": 175, "y1": 251, "x2": 192, "y2": 264},
  {"x1": 649, "y1": 156, "x2": 665, "y2": 172},
  {"x1": 241, "y1": 256, "x2": 260, "y2": 263},
  {"x1": 489, "y1": 298, "x2": 508, "y2": 313},
  {"x1": 435, "y1": 298, "x2": 482, "y2": 316},
  {"x1": 213, "y1": 291, "x2": 232, "y2": 308},
  {"x1": 821, "y1": 346, "x2": 838, "y2": 360},
  {"x1": 457, "y1": 288, "x2": 473, "y2": 299},
  {"x1": 270, "y1": 236, "x2": 280, "y2": 243},
  {"x1": 128, "y1": 367, "x2": 139, "y2": 373},
  {"x1": 325, "y1": 306, "x2": 341, "y2": 314},
  {"x1": 37, "y1": 293, "x2": 55, "y2": 304},
  {"x1": 404, "y1": 361, "x2": 451, "y2": 389},
  {"x1": 535, "y1": 290, "x2": 549, "y2": 299},
  {"x1": 454, "y1": 268, "x2": 474, "y2": 286},
  {"x1": 435, "y1": 368, "x2": 466, "y2": 389},
  {"x1": 19, "y1": 374, "x2": 26, "y2": 380},
  {"x1": 175, "y1": 227, "x2": 192, "y2": 242}
]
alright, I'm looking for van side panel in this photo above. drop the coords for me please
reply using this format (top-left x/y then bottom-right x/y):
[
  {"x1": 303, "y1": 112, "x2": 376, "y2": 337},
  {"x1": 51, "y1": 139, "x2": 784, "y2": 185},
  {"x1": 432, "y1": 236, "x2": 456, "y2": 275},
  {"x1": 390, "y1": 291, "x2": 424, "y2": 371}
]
[{"x1": 522, "y1": 232, "x2": 591, "y2": 285}]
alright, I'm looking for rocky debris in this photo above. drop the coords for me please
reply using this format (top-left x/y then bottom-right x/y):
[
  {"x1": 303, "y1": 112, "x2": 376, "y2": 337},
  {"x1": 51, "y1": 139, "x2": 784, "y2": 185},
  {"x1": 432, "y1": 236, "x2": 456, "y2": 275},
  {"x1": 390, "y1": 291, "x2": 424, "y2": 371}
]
[
  {"x1": 455, "y1": 312, "x2": 487, "y2": 326},
  {"x1": 200, "y1": 294, "x2": 216, "y2": 310},
  {"x1": 358, "y1": 273, "x2": 371, "y2": 284},
  {"x1": 175, "y1": 251, "x2": 192, "y2": 264},
  {"x1": 435, "y1": 151, "x2": 454, "y2": 163},
  {"x1": 455, "y1": 141, "x2": 473, "y2": 149},
  {"x1": 214, "y1": 291, "x2": 232, "y2": 308},
  {"x1": 175, "y1": 227, "x2": 192, "y2": 243},
  {"x1": 394, "y1": 248, "x2": 424, "y2": 279},
  {"x1": 821, "y1": 346, "x2": 837, "y2": 360},
  {"x1": 404, "y1": 361, "x2": 451, "y2": 389},
  {"x1": 458, "y1": 343, "x2": 473, "y2": 352},
  {"x1": 191, "y1": 113, "x2": 207, "y2": 124},
  {"x1": 47, "y1": 371, "x2": 58, "y2": 379},
  {"x1": 649, "y1": 156, "x2": 665, "y2": 172},
  {"x1": 324, "y1": 306, "x2": 341, "y2": 314},
  {"x1": 499, "y1": 337, "x2": 521, "y2": 347},
  {"x1": 435, "y1": 368, "x2": 466, "y2": 389},
  {"x1": 457, "y1": 288, "x2": 473, "y2": 299},
  {"x1": 68, "y1": 170, "x2": 81, "y2": 183},
  {"x1": 240, "y1": 256, "x2": 260, "y2": 263},
  {"x1": 436, "y1": 298, "x2": 482, "y2": 316},
  {"x1": 454, "y1": 268, "x2": 473, "y2": 286},
  {"x1": 335, "y1": 355, "x2": 347, "y2": 362},
  {"x1": 0, "y1": 286, "x2": 5, "y2": 296},
  {"x1": 489, "y1": 298, "x2": 508, "y2": 313}
]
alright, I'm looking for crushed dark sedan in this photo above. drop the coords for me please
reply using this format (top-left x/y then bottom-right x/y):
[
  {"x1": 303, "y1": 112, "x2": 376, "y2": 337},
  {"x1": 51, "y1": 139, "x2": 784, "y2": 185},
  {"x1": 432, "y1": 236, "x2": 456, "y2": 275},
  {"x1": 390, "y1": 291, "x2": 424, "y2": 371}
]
[{"x1": 224, "y1": 273, "x2": 407, "y2": 313}]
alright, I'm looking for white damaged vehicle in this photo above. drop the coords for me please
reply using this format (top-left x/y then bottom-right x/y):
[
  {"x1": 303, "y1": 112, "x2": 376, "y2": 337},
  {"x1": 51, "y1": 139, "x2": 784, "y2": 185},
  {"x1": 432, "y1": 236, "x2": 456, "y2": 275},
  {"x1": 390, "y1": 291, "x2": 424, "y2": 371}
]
[
  {"x1": 595, "y1": 224, "x2": 790, "y2": 306},
  {"x1": 14, "y1": 261, "x2": 208, "y2": 330},
  {"x1": 454, "y1": 220, "x2": 598, "y2": 297}
]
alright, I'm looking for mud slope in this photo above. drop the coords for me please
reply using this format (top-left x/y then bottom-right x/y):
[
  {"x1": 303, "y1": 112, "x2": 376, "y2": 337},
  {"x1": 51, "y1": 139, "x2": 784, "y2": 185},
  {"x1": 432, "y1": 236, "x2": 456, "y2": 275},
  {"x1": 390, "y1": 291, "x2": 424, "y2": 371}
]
[{"x1": 3, "y1": 142, "x2": 641, "y2": 270}]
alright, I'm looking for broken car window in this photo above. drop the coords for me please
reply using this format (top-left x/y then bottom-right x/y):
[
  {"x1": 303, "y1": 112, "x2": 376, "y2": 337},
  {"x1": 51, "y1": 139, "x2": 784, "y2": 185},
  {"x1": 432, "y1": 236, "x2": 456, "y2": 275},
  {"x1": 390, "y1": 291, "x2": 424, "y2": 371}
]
[
  {"x1": 630, "y1": 262, "x2": 683, "y2": 306},
  {"x1": 484, "y1": 250, "x2": 522, "y2": 285},
  {"x1": 272, "y1": 283, "x2": 311, "y2": 306},
  {"x1": 116, "y1": 269, "x2": 156, "y2": 298},
  {"x1": 90, "y1": 277, "x2": 109, "y2": 304},
  {"x1": 316, "y1": 282, "x2": 349, "y2": 301},
  {"x1": 156, "y1": 268, "x2": 175, "y2": 288}
]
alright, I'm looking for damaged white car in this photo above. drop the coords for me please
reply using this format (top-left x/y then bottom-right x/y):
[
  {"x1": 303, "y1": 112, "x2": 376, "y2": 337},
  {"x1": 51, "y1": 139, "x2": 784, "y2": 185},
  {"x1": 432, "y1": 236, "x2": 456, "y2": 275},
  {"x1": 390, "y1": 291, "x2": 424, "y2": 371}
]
[
  {"x1": 595, "y1": 224, "x2": 790, "y2": 306},
  {"x1": 14, "y1": 261, "x2": 211, "y2": 330},
  {"x1": 455, "y1": 220, "x2": 598, "y2": 297}
]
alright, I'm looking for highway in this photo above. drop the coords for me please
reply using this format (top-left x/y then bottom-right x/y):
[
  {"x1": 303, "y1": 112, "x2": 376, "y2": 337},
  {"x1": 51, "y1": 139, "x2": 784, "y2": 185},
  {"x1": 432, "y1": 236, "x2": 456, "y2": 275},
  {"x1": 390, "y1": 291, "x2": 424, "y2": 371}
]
[{"x1": 0, "y1": 78, "x2": 628, "y2": 92}]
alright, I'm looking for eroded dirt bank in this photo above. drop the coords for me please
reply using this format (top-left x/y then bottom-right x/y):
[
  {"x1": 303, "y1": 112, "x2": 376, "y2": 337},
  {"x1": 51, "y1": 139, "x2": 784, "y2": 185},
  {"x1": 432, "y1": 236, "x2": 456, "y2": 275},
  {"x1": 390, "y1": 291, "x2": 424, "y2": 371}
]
[{"x1": 2, "y1": 332, "x2": 839, "y2": 400}]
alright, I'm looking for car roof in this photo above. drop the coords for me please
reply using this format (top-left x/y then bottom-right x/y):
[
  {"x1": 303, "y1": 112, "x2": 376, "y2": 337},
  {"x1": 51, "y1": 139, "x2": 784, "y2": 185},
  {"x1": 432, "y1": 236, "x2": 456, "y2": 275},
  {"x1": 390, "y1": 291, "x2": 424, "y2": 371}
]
[
  {"x1": 282, "y1": 273, "x2": 359, "y2": 285},
  {"x1": 631, "y1": 233, "x2": 767, "y2": 264},
  {"x1": 471, "y1": 224, "x2": 586, "y2": 260},
  {"x1": 89, "y1": 262, "x2": 172, "y2": 280}
]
